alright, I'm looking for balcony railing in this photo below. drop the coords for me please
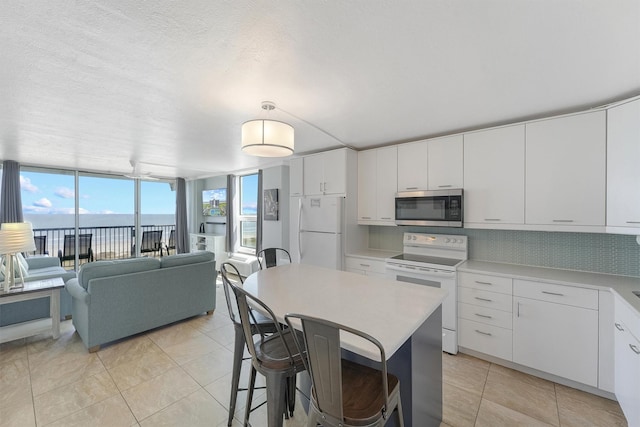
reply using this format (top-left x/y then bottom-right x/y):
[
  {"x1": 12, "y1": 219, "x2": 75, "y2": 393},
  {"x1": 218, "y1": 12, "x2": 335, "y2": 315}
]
[{"x1": 32, "y1": 224, "x2": 175, "y2": 269}]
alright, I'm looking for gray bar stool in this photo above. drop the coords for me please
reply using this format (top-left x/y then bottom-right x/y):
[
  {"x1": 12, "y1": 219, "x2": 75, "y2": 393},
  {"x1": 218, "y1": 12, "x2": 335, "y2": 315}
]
[
  {"x1": 256, "y1": 247, "x2": 291, "y2": 269},
  {"x1": 220, "y1": 262, "x2": 278, "y2": 426},
  {"x1": 227, "y1": 277, "x2": 306, "y2": 427},
  {"x1": 285, "y1": 313, "x2": 404, "y2": 427}
]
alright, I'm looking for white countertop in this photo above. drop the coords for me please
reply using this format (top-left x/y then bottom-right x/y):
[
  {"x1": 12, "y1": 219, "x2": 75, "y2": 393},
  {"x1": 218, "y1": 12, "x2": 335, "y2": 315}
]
[
  {"x1": 243, "y1": 263, "x2": 447, "y2": 361},
  {"x1": 459, "y1": 260, "x2": 640, "y2": 316}
]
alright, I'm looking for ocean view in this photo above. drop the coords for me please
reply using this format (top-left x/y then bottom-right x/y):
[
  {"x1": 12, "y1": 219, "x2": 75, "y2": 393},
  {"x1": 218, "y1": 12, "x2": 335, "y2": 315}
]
[{"x1": 25, "y1": 214, "x2": 176, "y2": 261}]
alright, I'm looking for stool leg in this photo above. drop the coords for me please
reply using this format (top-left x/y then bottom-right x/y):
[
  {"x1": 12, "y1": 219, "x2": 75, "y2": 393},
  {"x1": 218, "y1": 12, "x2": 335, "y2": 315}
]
[
  {"x1": 287, "y1": 375, "x2": 297, "y2": 416},
  {"x1": 265, "y1": 371, "x2": 287, "y2": 427},
  {"x1": 228, "y1": 326, "x2": 245, "y2": 426},
  {"x1": 243, "y1": 365, "x2": 257, "y2": 427}
]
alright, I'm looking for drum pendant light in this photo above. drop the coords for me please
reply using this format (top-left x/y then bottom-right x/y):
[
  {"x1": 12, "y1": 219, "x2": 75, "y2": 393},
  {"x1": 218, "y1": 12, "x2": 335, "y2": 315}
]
[{"x1": 241, "y1": 102, "x2": 294, "y2": 157}]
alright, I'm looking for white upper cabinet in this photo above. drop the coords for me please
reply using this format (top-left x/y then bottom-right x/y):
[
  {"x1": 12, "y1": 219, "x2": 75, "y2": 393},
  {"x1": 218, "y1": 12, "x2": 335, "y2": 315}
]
[
  {"x1": 397, "y1": 140, "x2": 428, "y2": 191},
  {"x1": 357, "y1": 150, "x2": 377, "y2": 221},
  {"x1": 428, "y1": 135, "x2": 463, "y2": 190},
  {"x1": 303, "y1": 148, "x2": 348, "y2": 196},
  {"x1": 358, "y1": 146, "x2": 397, "y2": 225},
  {"x1": 525, "y1": 111, "x2": 606, "y2": 229},
  {"x1": 289, "y1": 157, "x2": 303, "y2": 197},
  {"x1": 464, "y1": 125, "x2": 525, "y2": 227},
  {"x1": 607, "y1": 98, "x2": 640, "y2": 232}
]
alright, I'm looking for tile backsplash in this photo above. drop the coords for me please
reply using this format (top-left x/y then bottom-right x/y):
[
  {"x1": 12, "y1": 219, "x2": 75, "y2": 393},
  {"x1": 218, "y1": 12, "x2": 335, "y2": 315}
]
[{"x1": 368, "y1": 226, "x2": 640, "y2": 277}]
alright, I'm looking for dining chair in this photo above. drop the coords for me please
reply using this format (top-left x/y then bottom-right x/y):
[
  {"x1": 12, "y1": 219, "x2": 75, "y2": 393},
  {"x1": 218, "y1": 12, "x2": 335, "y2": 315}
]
[
  {"x1": 256, "y1": 247, "x2": 291, "y2": 269},
  {"x1": 227, "y1": 275, "x2": 306, "y2": 427},
  {"x1": 58, "y1": 234, "x2": 94, "y2": 265},
  {"x1": 285, "y1": 313, "x2": 404, "y2": 427},
  {"x1": 220, "y1": 262, "x2": 279, "y2": 426}
]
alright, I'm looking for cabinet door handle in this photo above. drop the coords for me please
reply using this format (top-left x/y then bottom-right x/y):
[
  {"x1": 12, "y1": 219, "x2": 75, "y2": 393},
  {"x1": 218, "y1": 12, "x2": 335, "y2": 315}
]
[
  {"x1": 475, "y1": 313, "x2": 493, "y2": 319},
  {"x1": 361, "y1": 216, "x2": 372, "y2": 220},
  {"x1": 630, "y1": 344, "x2": 640, "y2": 355},
  {"x1": 320, "y1": 182, "x2": 323, "y2": 192},
  {"x1": 475, "y1": 281, "x2": 493, "y2": 286},
  {"x1": 405, "y1": 187, "x2": 418, "y2": 190},
  {"x1": 615, "y1": 323, "x2": 625, "y2": 332},
  {"x1": 323, "y1": 182, "x2": 327, "y2": 191},
  {"x1": 475, "y1": 330, "x2": 492, "y2": 336},
  {"x1": 626, "y1": 221, "x2": 640, "y2": 224},
  {"x1": 474, "y1": 297, "x2": 493, "y2": 302},
  {"x1": 381, "y1": 217, "x2": 392, "y2": 220},
  {"x1": 542, "y1": 291, "x2": 564, "y2": 297},
  {"x1": 517, "y1": 301, "x2": 521, "y2": 317},
  {"x1": 484, "y1": 218, "x2": 501, "y2": 221},
  {"x1": 438, "y1": 185, "x2": 452, "y2": 188},
  {"x1": 360, "y1": 263, "x2": 370, "y2": 267},
  {"x1": 552, "y1": 219, "x2": 574, "y2": 223}
]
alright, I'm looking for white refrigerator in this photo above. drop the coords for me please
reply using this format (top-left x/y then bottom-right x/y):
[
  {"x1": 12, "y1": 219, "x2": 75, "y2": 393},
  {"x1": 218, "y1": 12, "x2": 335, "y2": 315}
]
[{"x1": 290, "y1": 196, "x2": 344, "y2": 270}]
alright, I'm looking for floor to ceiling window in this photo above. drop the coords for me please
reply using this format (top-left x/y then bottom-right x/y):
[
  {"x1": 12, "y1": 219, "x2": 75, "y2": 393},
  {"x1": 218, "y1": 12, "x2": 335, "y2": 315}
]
[
  {"x1": 239, "y1": 173, "x2": 258, "y2": 251},
  {"x1": 19, "y1": 166, "x2": 176, "y2": 269},
  {"x1": 78, "y1": 172, "x2": 135, "y2": 263},
  {"x1": 140, "y1": 180, "x2": 176, "y2": 255},
  {"x1": 20, "y1": 167, "x2": 77, "y2": 264}
]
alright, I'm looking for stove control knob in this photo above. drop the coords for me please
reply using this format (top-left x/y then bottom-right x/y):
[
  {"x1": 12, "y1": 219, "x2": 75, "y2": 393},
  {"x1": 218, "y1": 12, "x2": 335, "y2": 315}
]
[{"x1": 445, "y1": 238, "x2": 450, "y2": 243}]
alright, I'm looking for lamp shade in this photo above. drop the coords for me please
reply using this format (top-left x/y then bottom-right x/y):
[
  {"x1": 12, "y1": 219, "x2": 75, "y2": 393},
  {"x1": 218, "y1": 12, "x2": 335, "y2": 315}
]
[
  {"x1": 241, "y1": 119, "x2": 294, "y2": 157},
  {"x1": 0, "y1": 222, "x2": 36, "y2": 254}
]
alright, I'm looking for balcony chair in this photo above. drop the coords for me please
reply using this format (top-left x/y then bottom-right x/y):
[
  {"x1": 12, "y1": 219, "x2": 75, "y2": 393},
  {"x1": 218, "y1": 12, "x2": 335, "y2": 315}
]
[
  {"x1": 164, "y1": 229, "x2": 175, "y2": 255},
  {"x1": 33, "y1": 235, "x2": 48, "y2": 255},
  {"x1": 58, "y1": 234, "x2": 94, "y2": 266},
  {"x1": 285, "y1": 313, "x2": 404, "y2": 427},
  {"x1": 256, "y1": 247, "x2": 291, "y2": 269},
  {"x1": 226, "y1": 273, "x2": 306, "y2": 427},
  {"x1": 220, "y1": 262, "x2": 280, "y2": 426},
  {"x1": 131, "y1": 230, "x2": 163, "y2": 257}
]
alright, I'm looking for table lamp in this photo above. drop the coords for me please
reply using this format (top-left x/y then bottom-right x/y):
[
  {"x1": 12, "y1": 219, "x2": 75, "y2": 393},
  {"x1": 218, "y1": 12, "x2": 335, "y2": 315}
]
[{"x1": 0, "y1": 222, "x2": 36, "y2": 292}]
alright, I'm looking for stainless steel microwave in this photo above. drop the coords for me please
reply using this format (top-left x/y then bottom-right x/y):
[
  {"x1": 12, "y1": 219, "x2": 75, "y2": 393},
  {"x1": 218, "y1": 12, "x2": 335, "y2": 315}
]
[{"x1": 395, "y1": 189, "x2": 463, "y2": 227}]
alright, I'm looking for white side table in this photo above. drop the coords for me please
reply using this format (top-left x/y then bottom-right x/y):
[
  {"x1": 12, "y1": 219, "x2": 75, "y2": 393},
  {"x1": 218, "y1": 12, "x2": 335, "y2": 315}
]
[{"x1": 0, "y1": 277, "x2": 65, "y2": 344}]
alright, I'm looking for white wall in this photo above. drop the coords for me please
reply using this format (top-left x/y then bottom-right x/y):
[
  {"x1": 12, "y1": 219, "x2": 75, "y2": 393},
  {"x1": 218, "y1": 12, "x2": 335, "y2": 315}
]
[{"x1": 261, "y1": 165, "x2": 290, "y2": 251}]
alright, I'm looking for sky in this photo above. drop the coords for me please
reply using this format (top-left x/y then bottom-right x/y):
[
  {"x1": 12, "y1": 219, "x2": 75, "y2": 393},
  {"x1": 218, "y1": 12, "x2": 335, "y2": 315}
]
[{"x1": 18, "y1": 171, "x2": 176, "y2": 215}]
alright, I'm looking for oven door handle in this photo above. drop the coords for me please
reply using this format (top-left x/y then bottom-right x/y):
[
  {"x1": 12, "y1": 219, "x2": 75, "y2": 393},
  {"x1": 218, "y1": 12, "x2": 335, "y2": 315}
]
[{"x1": 385, "y1": 264, "x2": 456, "y2": 278}]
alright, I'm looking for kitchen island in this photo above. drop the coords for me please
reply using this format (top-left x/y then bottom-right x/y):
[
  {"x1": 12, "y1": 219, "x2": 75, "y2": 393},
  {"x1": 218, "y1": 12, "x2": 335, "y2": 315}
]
[{"x1": 243, "y1": 263, "x2": 447, "y2": 427}]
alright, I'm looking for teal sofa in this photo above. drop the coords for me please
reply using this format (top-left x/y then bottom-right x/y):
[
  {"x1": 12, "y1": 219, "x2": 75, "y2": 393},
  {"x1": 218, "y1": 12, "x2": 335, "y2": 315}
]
[
  {"x1": 0, "y1": 256, "x2": 76, "y2": 326},
  {"x1": 65, "y1": 251, "x2": 217, "y2": 351}
]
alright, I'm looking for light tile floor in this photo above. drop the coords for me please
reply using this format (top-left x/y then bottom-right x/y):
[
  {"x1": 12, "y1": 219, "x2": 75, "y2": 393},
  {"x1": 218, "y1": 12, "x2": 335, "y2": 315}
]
[{"x1": 0, "y1": 281, "x2": 628, "y2": 427}]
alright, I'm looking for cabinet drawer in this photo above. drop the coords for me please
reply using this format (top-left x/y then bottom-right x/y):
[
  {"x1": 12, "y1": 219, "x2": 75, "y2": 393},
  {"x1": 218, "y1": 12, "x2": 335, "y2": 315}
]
[
  {"x1": 344, "y1": 257, "x2": 387, "y2": 275},
  {"x1": 459, "y1": 318, "x2": 512, "y2": 361},
  {"x1": 458, "y1": 302, "x2": 513, "y2": 329},
  {"x1": 514, "y1": 279, "x2": 598, "y2": 310},
  {"x1": 458, "y1": 287, "x2": 512, "y2": 312},
  {"x1": 458, "y1": 272, "x2": 513, "y2": 295}
]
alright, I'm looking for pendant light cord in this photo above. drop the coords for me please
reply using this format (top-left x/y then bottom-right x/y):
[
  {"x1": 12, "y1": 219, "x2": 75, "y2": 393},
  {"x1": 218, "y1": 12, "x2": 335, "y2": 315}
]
[{"x1": 274, "y1": 105, "x2": 356, "y2": 150}]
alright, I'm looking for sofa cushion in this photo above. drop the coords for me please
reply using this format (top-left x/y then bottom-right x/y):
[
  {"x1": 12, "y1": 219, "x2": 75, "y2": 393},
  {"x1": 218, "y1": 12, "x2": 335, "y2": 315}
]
[
  {"x1": 160, "y1": 251, "x2": 215, "y2": 269},
  {"x1": 78, "y1": 257, "x2": 160, "y2": 290}
]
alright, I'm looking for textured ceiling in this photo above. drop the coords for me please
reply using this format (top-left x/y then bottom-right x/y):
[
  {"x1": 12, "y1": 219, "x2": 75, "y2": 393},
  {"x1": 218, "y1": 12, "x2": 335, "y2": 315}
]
[{"x1": 0, "y1": 1, "x2": 639, "y2": 179}]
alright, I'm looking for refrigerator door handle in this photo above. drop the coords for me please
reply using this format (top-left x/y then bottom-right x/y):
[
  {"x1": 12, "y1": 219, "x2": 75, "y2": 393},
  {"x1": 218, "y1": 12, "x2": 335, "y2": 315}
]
[{"x1": 297, "y1": 198, "x2": 303, "y2": 260}]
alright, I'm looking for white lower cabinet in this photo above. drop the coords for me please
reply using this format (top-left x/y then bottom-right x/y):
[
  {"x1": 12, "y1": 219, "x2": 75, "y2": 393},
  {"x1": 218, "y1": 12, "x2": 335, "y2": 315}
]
[
  {"x1": 344, "y1": 256, "x2": 387, "y2": 278},
  {"x1": 513, "y1": 280, "x2": 599, "y2": 387},
  {"x1": 458, "y1": 272, "x2": 513, "y2": 361},
  {"x1": 614, "y1": 295, "x2": 640, "y2": 426}
]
